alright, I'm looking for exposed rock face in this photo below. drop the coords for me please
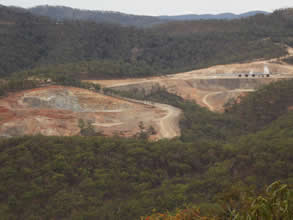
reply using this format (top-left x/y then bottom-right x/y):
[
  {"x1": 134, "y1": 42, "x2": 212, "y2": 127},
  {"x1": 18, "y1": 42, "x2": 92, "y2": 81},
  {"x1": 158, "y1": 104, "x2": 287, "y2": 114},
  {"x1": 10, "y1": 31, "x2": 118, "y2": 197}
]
[
  {"x1": 0, "y1": 86, "x2": 181, "y2": 139},
  {"x1": 22, "y1": 91, "x2": 82, "y2": 112}
]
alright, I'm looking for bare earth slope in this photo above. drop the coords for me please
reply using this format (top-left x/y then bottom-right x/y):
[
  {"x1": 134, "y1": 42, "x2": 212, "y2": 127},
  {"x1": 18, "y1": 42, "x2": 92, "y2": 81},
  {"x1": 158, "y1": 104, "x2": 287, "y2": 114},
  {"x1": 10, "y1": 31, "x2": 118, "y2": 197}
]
[{"x1": 0, "y1": 86, "x2": 181, "y2": 139}]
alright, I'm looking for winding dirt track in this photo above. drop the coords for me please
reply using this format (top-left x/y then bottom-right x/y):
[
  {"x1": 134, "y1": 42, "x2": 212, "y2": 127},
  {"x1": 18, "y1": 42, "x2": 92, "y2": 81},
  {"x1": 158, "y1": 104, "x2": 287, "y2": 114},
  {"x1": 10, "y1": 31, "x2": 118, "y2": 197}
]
[
  {"x1": 202, "y1": 92, "x2": 223, "y2": 111},
  {"x1": 153, "y1": 103, "x2": 182, "y2": 139},
  {"x1": 112, "y1": 96, "x2": 182, "y2": 139},
  {"x1": 202, "y1": 89, "x2": 256, "y2": 111}
]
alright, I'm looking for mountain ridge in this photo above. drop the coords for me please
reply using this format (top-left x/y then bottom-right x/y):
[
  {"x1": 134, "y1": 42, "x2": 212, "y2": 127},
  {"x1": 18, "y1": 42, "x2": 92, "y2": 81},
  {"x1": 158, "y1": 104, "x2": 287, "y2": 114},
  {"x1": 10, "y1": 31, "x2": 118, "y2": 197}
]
[
  {"x1": 28, "y1": 5, "x2": 269, "y2": 27},
  {"x1": 159, "y1": 10, "x2": 269, "y2": 21},
  {"x1": 28, "y1": 5, "x2": 162, "y2": 27}
]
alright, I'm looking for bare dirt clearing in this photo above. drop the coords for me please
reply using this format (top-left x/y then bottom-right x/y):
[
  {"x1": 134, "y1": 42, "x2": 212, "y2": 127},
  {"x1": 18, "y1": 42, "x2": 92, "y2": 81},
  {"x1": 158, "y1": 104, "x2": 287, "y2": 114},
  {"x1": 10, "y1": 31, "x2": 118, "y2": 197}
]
[{"x1": 0, "y1": 86, "x2": 181, "y2": 140}]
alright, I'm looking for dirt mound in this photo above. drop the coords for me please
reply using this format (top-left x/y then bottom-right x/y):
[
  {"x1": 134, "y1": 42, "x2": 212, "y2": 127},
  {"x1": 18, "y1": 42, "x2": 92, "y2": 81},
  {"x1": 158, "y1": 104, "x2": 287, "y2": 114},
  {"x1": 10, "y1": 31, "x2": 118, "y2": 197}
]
[{"x1": 0, "y1": 86, "x2": 181, "y2": 139}]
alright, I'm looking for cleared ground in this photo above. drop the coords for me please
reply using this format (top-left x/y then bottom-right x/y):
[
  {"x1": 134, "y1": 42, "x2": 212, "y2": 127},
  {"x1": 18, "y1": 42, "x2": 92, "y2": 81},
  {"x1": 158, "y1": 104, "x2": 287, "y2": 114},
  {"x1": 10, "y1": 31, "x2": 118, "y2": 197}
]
[{"x1": 0, "y1": 86, "x2": 182, "y2": 140}]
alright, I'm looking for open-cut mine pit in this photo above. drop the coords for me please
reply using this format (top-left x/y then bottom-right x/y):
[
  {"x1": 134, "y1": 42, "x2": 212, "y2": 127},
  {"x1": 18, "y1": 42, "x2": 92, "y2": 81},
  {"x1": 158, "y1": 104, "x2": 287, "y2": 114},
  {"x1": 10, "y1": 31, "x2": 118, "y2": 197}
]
[
  {"x1": 0, "y1": 86, "x2": 182, "y2": 139},
  {"x1": 2, "y1": 51, "x2": 293, "y2": 139},
  {"x1": 89, "y1": 58, "x2": 293, "y2": 112}
]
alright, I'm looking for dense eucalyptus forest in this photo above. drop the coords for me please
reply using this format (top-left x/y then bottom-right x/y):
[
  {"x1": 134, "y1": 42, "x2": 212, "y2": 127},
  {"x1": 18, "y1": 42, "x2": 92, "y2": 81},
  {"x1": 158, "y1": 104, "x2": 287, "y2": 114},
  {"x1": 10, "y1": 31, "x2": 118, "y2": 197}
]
[
  {"x1": 1, "y1": 6, "x2": 293, "y2": 79},
  {"x1": 0, "y1": 5, "x2": 293, "y2": 220}
]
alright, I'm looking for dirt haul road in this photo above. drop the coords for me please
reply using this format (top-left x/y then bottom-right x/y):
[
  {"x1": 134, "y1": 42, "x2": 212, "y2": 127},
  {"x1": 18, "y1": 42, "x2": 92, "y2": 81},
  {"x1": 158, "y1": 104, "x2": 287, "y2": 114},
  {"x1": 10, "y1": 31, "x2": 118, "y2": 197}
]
[
  {"x1": 87, "y1": 47, "x2": 293, "y2": 112},
  {"x1": 117, "y1": 96, "x2": 182, "y2": 138},
  {"x1": 202, "y1": 89, "x2": 256, "y2": 111},
  {"x1": 155, "y1": 103, "x2": 182, "y2": 139},
  {"x1": 202, "y1": 91, "x2": 223, "y2": 111}
]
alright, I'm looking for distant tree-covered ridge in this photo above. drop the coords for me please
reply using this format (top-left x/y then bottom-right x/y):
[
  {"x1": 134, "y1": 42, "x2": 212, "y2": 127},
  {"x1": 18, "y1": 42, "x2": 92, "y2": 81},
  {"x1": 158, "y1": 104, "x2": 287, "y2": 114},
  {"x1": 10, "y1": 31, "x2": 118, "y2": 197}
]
[
  {"x1": 27, "y1": 5, "x2": 269, "y2": 27},
  {"x1": 28, "y1": 5, "x2": 163, "y2": 27},
  {"x1": 1, "y1": 6, "x2": 293, "y2": 79}
]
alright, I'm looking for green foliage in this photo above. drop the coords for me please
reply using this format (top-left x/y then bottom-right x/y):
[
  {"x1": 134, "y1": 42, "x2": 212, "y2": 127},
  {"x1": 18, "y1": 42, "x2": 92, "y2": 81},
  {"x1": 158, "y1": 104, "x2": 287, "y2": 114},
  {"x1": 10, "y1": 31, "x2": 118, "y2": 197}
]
[
  {"x1": 13, "y1": 59, "x2": 160, "y2": 79},
  {"x1": 50, "y1": 73, "x2": 101, "y2": 91},
  {"x1": 135, "y1": 122, "x2": 157, "y2": 140},
  {"x1": 29, "y1": 5, "x2": 162, "y2": 27},
  {"x1": 225, "y1": 79, "x2": 293, "y2": 132},
  {"x1": 0, "y1": 78, "x2": 40, "y2": 96},
  {"x1": 0, "y1": 6, "x2": 291, "y2": 79},
  {"x1": 143, "y1": 181, "x2": 293, "y2": 220},
  {"x1": 78, "y1": 119, "x2": 99, "y2": 137},
  {"x1": 235, "y1": 181, "x2": 293, "y2": 219},
  {"x1": 0, "y1": 74, "x2": 100, "y2": 97}
]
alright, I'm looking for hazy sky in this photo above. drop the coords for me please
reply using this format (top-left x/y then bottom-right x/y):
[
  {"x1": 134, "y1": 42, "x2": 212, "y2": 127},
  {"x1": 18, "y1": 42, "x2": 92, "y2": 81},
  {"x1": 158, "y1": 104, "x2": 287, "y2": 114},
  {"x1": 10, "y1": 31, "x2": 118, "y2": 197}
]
[{"x1": 1, "y1": 0, "x2": 293, "y2": 15}]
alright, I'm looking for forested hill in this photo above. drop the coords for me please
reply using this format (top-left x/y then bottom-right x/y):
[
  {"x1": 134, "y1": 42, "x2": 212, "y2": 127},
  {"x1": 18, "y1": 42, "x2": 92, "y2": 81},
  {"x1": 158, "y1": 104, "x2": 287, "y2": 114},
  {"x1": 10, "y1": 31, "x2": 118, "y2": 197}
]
[
  {"x1": 29, "y1": 5, "x2": 163, "y2": 27},
  {"x1": 159, "y1": 11, "x2": 269, "y2": 21},
  {"x1": 1, "y1": 6, "x2": 293, "y2": 79},
  {"x1": 0, "y1": 5, "x2": 50, "y2": 24},
  {"x1": 28, "y1": 5, "x2": 268, "y2": 27},
  {"x1": 153, "y1": 9, "x2": 293, "y2": 35}
]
